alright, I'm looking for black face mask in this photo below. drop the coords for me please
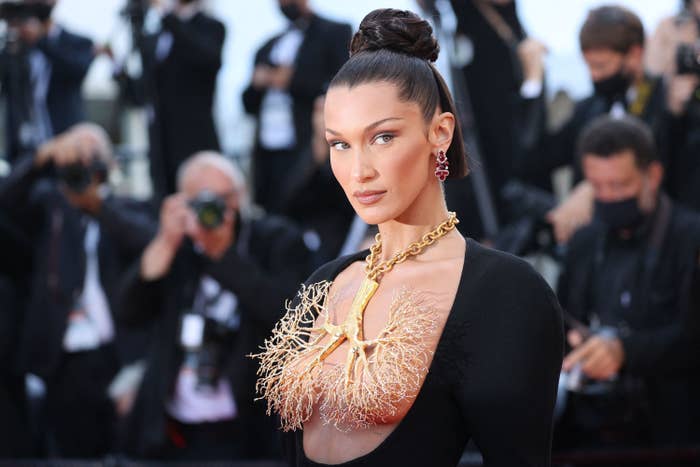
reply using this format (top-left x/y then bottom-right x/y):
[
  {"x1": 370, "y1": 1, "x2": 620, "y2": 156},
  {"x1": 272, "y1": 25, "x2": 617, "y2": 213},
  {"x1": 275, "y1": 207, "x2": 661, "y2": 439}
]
[
  {"x1": 280, "y1": 3, "x2": 303, "y2": 22},
  {"x1": 593, "y1": 69, "x2": 631, "y2": 102},
  {"x1": 594, "y1": 196, "x2": 645, "y2": 231}
]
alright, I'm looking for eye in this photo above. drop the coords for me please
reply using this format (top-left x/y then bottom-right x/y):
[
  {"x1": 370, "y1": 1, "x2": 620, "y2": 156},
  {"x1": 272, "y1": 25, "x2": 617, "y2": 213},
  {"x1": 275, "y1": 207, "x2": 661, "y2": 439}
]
[
  {"x1": 373, "y1": 133, "x2": 394, "y2": 145},
  {"x1": 329, "y1": 141, "x2": 349, "y2": 151}
]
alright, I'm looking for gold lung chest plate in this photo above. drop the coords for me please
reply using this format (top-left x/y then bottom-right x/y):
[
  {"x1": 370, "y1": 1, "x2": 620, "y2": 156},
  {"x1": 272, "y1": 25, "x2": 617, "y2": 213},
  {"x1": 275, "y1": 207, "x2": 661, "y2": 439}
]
[{"x1": 253, "y1": 279, "x2": 438, "y2": 431}]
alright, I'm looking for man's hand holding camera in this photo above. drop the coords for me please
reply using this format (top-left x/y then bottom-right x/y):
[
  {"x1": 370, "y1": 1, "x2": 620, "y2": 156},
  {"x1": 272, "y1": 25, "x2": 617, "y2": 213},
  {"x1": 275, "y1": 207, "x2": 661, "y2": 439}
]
[
  {"x1": 141, "y1": 191, "x2": 235, "y2": 281},
  {"x1": 141, "y1": 194, "x2": 192, "y2": 281},
  {"x1": 34, "y1": 131, "x2": 107, "y2": 215},
  {"x1": 563, "y1": 329, "x2": 625, "y2": 380},
  {"x1": 667, "y1": 73, "x2": 700, "y2": 116}
]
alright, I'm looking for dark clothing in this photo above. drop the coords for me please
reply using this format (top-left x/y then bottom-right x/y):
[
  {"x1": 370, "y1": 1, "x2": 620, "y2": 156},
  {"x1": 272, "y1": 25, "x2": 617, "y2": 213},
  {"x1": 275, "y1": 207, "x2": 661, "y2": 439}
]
[
  {"x1": 666, "y1": 94, "x2": 700, "y2": 213},
  {"x1": 282, "y1": 239, "x2": 564, "y2": 467},
  {"x1": 242, "y1": 14, "x2": 351, "y2": 213},
  {"x1": 448, "y1": 0, "x2": 546, "y2": 239},
  {"x1": 280, "y1": 150, "x2": 355, "y2": 266},
  {"x1": 1, "y1": 28, "x2": 93, "y2": 162},
  {"x1": 119, "y1": 214, "x2": 313, "y2": 459},
  {"x1": 557, "y1": 195, "x2": 700, "y2": 447},
  {"x1": 520, "y1": 76, "x2": 669, "y2": 185},
  {"x1": 161, "y1": 416, "x2": 245, "y2": 461},
  {"x1": 45, "y1": 344, "x2": 120, "y2": 458},
  {"x1": 0, "y1": 275, "x2": 33, "y2": 458},
  {"x1": 0, "y1": 154, "x2": 156, "y2": 457},
  {"x1": 141, "y1": 12, "x2": 225, "y2": 199},
  {"x1": 0, "y1": 155, "x2": 157, "y2": 377}
]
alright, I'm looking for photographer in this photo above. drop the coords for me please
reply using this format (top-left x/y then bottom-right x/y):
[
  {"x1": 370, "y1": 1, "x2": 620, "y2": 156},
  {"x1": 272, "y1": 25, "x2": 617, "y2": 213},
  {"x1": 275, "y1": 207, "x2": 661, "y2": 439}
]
[
  {"x1": 118, "y1": 152, "x2": 313, "y2": 460},
  {"x1": 0, "y1": 0, "x2": 94, "y2": 163},
  {"x1": 122, "y1": 0, "x2": 225, "y2": 200},
  {"x1": 519, "y1": 6, "x2": 687, "y2": 245},
  {"x1": 556, "y1": 115, "x2": 700, "y2": 452},
  {"x1": 242, "y1": 0, "x2": 351, "y2": 213},
  {"x1": 0, "y1": 123, "x2": 157, "y2": 458},
  {"x1": 646, "y1": 0, "x2": 700, "y2": 213}
]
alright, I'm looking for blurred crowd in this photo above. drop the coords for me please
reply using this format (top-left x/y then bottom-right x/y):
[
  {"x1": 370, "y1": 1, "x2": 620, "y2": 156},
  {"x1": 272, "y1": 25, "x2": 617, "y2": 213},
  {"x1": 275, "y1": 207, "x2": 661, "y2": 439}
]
[{"x1": 0, "y1": 0, "x2": 698, "y2": 465}]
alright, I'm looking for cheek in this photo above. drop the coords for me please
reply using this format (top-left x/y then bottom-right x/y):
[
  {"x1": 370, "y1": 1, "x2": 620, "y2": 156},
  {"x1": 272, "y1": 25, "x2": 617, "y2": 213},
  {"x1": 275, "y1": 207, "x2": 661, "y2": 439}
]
[{"x1": 386, "y1": 143, "x2": 431, "y2": 188}]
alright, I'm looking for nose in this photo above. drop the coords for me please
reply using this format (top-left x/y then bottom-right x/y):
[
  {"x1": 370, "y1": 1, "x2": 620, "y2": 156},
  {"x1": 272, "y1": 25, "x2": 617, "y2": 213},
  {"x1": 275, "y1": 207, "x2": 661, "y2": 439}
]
[{"x1": 350, "y1": 149, "x2": 377, "y2": 183}]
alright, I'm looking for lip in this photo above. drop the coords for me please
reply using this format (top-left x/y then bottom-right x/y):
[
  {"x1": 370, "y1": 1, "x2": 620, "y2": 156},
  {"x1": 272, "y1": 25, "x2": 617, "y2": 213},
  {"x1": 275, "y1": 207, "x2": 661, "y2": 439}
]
[{"x1": 353, "y1": 190, "x2": 386, "y2": 205}]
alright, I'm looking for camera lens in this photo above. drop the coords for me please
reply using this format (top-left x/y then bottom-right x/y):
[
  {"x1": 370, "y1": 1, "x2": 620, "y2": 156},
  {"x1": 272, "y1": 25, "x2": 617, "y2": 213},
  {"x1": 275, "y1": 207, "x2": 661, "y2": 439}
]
[
  {"x1": 189, "y1": 191, "x2": 226, "y2": 230},
  {"x1": 57, "y1": 163, "x2": 92, "y2": 194}
]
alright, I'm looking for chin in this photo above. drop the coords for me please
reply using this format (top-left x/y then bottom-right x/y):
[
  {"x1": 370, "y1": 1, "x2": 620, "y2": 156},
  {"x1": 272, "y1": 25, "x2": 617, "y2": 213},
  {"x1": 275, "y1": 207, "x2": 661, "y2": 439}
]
[{"x1": 351, "y1": 203, "x2": 399, "y2": 226}]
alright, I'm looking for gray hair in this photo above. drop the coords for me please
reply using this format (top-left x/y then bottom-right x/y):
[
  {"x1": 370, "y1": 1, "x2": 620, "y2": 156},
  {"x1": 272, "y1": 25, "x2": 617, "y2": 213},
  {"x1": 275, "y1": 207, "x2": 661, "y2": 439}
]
[{"x1": 176, "y1": 151, "x2": 249, "y2": 205}]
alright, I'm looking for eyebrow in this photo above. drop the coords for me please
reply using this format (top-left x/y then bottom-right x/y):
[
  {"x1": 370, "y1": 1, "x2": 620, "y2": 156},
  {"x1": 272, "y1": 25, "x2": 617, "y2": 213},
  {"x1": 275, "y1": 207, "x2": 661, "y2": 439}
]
[{"x1": 325, "y1": 117, "x2": 404, "y2": 136}]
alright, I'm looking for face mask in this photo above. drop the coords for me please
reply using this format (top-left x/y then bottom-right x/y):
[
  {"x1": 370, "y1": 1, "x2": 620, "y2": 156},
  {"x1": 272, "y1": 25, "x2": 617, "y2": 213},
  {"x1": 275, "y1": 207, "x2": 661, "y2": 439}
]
[
  {"x1": 280, "y1": 3, "x2": 303, "y2": 22},
  {"x1": 593, "y1": 68, "x2": 631, "y2": 102},
  {"x1": 594, "y1": 196, "x2": 645, "y2": 231}
]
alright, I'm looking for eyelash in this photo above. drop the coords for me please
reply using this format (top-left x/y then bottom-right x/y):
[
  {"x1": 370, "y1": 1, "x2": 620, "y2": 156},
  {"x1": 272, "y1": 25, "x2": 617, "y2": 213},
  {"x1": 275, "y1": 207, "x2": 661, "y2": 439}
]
[
  {"x1": 374, "y1": 133, "x2": 395, "y2": 145},
  {"x1": 329, "y1": 141, "x2": 349, "y2": 151},
  {"x1": 328, "y1": 133, "x2": 395, "y2": 151}
]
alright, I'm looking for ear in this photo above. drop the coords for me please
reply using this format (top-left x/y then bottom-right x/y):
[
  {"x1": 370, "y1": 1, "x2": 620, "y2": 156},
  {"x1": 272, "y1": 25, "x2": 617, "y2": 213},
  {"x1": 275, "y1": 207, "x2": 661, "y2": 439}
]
[{"x1": 428, "y1": 111, "x2": 456, "y2": 154}]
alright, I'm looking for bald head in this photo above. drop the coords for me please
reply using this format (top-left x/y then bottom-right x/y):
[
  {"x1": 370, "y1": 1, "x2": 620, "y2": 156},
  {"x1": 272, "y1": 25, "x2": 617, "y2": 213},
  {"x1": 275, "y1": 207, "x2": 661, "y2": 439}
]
[{"x1": 177, "y1": 151, "x2": 244, "y2": 191}]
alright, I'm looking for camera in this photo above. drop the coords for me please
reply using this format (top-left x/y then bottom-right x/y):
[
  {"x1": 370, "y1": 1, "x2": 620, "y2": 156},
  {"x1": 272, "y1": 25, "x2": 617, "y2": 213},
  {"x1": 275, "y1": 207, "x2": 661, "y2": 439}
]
[
  {"x1": 188, "y1": 191, "x2": 227, "y2": 230},
  {"x1": 494, "y1": 180, "x2": 562, "y2": 259},
  {"x1": 180, "y1": 311, "x2": 240, "y2": 391},
  {"x1": 0, "y1": 1, "x2": 53, "y2": 23},
  {"x1": 55, "y1": 158, "x2": 108, "y2": 194},
  {"x1": 676, "y1": 41, "x2": 700, "y2": 76}
]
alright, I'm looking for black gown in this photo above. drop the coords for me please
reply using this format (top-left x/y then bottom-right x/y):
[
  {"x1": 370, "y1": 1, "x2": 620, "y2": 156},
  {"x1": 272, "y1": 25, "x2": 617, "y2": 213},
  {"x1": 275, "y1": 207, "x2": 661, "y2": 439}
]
[{"x1": 277, "y1": 238, "x2": 564, "y2": 467}]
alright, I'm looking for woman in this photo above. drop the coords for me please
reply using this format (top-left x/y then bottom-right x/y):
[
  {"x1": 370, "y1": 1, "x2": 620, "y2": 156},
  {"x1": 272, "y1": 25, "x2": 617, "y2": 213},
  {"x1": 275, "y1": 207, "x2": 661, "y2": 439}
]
[{"x1": 254, "y1": 8, "x2": 563, "y2": 467}]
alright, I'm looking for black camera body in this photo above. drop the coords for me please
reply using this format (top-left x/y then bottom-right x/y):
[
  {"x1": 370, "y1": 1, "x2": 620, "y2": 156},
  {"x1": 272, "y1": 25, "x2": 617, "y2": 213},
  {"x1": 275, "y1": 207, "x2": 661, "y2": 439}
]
[
  {"x1": 0, "y1": 1, "x2": 53, "y2": 23},
  {"x1": 55, "y1": 158, "x2": 108, "y2": 194},
  {"x1": 494, "y1": 180, "x2": 563, "y2": 259},
  {"x1": 676, "y1": 41, "x2": 700, "y2": 76},
  {"x1": 180, "y1": 312, "x2": 240, "y2": 391},
  {"x1": 189, "y1": 191, "x2": 227, "y2": 230}
]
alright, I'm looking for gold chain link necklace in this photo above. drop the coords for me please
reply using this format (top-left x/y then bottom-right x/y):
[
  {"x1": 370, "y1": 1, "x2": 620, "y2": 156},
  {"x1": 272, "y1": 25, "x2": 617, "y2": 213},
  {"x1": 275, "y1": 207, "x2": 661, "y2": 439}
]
[{"x1": 315, "y1": 211, "x2": 459, "y2": 366}]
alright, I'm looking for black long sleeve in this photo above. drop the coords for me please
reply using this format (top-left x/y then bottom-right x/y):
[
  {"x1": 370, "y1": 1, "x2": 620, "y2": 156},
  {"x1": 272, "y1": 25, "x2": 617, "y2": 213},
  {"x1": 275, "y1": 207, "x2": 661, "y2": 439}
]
[
  {"x1": 37, "y1": 31, "x2": 94, "y2": 81},
  {"x1": 161, "y1": 13, "x2": 225, "y2": 71},
  {"x1": 205, "y1": 218, "x2": 312, "y2": 332},
  {"x1": 241, "y1": 39, "x2": 276, "y2": 117},
  {"x1": 95, "y1": 197, "x2": 157, "y2": 259},
  {"x1": 118, "y1": 261, "x2": 165, "y2": 328},
  {"x1": 453, "y1": 249, "x2": 564, "y2": 467}
]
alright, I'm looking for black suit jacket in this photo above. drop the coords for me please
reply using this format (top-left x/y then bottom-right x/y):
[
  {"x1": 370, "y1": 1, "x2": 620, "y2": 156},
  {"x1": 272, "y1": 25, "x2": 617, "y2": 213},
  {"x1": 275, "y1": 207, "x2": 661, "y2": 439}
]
[
  {"x1": 558, "y1": 197, "x2": 700, "y2": 443},
  {"x1": 242, "y1": 14, "x2": 352, "y2": 155},
  {"x1": 0, "y1": 155, "x2": 157, "y2": 379},
  {"x1": 141, "y1": 12, "x2": 225, "y2": 198},
  {"x1": 2, "y1": 28, "x2": 93, "y2": 162},
  {"x1": 118, "y1": 214, "x2": 313, "y2": 458}
]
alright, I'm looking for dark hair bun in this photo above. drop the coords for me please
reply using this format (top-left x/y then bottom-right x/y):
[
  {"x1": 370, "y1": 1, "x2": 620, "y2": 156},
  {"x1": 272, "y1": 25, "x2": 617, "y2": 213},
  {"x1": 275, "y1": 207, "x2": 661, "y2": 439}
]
[{"x1": 350, "y1": 9, "x2": 439, "y2": 62}]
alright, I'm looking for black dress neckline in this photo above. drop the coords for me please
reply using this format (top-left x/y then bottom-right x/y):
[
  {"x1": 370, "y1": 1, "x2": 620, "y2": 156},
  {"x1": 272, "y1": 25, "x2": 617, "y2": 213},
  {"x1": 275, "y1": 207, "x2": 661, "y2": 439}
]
[{"x1": 300, "y1": 237, "x2": 472, "y2": 466}]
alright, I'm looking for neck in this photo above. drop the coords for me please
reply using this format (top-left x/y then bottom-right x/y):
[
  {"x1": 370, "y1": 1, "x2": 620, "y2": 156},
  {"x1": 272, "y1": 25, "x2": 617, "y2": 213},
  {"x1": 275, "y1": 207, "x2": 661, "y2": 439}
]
[{"x1": 376, "y1": 182, "x2": 450, "y2": 261}]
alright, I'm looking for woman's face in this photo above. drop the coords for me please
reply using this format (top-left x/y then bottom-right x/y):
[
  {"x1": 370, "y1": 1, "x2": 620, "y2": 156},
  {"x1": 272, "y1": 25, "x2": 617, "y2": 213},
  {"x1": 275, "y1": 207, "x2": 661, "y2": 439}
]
[{"x1": 324, "y1": 82, "x2": 439, "y2": 225}]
